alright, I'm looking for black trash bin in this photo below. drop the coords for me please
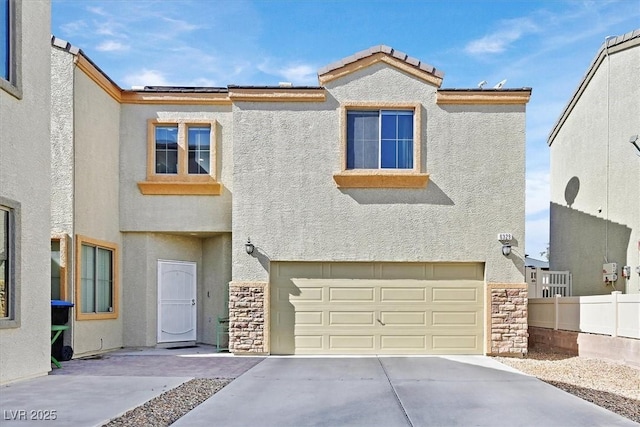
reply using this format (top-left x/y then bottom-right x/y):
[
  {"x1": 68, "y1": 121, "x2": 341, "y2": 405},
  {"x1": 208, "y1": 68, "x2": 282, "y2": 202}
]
[{"x1": 51, "y1": 300, "x2": 74, "y2": 362}]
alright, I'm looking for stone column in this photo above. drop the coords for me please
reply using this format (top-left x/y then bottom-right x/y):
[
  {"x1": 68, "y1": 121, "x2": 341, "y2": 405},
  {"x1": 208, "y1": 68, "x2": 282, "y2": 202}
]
[
  {"x1": 487, "y1": 283, "x2": 528, "y2": 356},
  {"x1": 228, "y1": 281, "x2": 269, "y2": 354}
]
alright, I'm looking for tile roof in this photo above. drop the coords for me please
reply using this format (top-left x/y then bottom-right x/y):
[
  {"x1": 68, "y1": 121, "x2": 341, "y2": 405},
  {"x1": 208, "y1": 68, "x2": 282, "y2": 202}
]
[{"x1": 318, "y1": 44, "x2": 444, "y2": 79}]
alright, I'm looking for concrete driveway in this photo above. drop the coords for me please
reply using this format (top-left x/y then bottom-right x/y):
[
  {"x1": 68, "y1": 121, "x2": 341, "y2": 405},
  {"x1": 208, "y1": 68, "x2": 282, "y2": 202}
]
[{"x1": 174, "y1": 356, "x2": 636, "y2": 427}]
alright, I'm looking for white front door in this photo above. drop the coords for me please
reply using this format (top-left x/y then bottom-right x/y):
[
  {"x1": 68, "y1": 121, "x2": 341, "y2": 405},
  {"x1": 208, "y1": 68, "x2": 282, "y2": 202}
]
[{"x1": 157, "y1": 260, "x2": 197, "y2": 343}]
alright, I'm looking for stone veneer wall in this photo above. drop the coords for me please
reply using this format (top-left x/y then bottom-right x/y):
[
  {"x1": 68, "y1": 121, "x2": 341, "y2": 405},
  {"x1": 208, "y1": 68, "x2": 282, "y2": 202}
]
[
  {"x1": 228, "y1": 281, "x2": 268, "y2": 354},
  {"x1": 488, "y1": 283, "x2": 528, "y2": 355}
]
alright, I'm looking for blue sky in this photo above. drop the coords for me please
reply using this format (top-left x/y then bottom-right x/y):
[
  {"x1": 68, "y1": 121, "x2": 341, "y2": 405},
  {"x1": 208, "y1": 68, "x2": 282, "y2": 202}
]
[{"x1": 51, "y1": 0, "x2": 640, "y2": 259}]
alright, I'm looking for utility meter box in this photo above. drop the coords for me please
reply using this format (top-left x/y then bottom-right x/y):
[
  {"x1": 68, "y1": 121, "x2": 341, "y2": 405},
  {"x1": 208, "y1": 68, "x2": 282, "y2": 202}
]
[{"x1": 603, "y1": 263, "x2": 618, "y2": 282}]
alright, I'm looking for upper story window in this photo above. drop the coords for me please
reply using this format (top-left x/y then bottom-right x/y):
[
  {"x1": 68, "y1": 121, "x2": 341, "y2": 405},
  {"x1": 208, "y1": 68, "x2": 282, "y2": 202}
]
[
  {"x1": 138, "y1": 119, "x2": 222, "y2": 195},
  {"x1": 0, "y1": 0, "x2": 21, "y2": 98},
  {"x1": 347, "y1": 110, "x2": 414, "y2": 169},
  {"x1": 333, "y1": 103, "x2": 429, "y2": 189},
  {"x1": 188, "y1": 126, "x2": 211, "y2": 174},
  {"x1": 1, "y1": 0, "x2": 9, "y2": 80}
]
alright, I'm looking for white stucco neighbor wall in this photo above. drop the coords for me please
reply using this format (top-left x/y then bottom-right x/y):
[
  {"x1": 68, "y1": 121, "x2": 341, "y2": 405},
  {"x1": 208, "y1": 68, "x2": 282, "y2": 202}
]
[
  {"x1": 119, "y1": 105, "x2": 233, "y2": 233},
  {"x1": 0, "y1": 0, "x2": 51, "y2": 384},
  {"x1": 71, "y1": 69, "x2": 123, "y2": 356},
  {"x1": 550, "y1": 38, "x2": 639, "y2": 295},
  {"x1": 231, "y1": 64, "x2": 526, "y2": 284}
]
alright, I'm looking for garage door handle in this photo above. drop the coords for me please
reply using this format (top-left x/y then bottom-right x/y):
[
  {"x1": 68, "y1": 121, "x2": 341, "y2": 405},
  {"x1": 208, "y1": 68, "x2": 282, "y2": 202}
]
[{"x1": 377, "y1": 319, "x2": 385, "y2": 326}]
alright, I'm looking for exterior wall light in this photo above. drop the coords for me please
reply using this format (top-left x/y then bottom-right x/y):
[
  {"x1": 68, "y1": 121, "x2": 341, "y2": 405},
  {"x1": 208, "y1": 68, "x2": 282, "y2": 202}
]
[
  {"x1": 498, "y1": 233, "x2": 513, "y2": 257},
  {"x1": 630, "y1": 135, "x2": 640, "y2": 155},
  {"x1": 245, "y1": 238, "x2": 255, "y2": 255}
]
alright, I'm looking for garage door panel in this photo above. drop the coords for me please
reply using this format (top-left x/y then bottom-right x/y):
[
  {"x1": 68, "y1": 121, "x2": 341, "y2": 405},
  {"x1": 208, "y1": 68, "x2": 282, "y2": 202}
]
[
  {"x1": 328, "y1": 263, "x2": 376, "y2": 279},
  {"x1": 433, "y1": 263, "x2": 483, "y2": 280},
  {"x1": 380, "y1": 335, "x2": 427, "y2": 350},
  {"x1": 329, "y1": 311, "x2": 375, "y2": 326},
  {"x1": 432, "y1": 311, "x2": 478, "y2": 326},
  {"x1": 330, "y1": 335, "x2": 375, "y2": 350},
  {"x1": 295, "y1": 311, "x2": 323, "y2": 325},
  {"x1": 432, "y1": 287, "x2": 479, "y2": 302},
  {"x1": 271, "y1": 262, "x2": 485, "y2": 355},
  {"x1": 295, "y1": 335, "x2": 323, "y2": 349},
  {"x1": 380, "y1": 311, "x2": 426, "y2": 326},
  {"x1": 380, "y1": 263, "x2": 428, "y2": 279},
  {"x1": 287, "y1": 286, "x2": 323, "y2": 302},
  {"x1": 380, "y1": 287, "x2": 426, "y2": 302},
  {"x1": 329, "y1": 287, "x2": 374, "y2": 302},
  {"x1": 432, "y1": 335, "x2": 479, "y2": 352}
]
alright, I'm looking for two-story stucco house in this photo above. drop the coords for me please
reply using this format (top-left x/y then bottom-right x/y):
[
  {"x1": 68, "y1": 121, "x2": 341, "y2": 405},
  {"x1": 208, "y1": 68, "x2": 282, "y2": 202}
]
[
  {"x1": 50, "y1": 39, "x2": 531, "y2": 360},
  {"x1": 549, "y1": 29, "x2": 639, "y2": 296},
  {"x1": 0, "y1": 0, "x2": 52, "y2": 384}
]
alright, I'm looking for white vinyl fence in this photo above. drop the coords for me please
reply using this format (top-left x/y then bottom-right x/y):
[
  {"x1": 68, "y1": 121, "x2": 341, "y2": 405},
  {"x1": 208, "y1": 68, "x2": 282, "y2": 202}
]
[
  {"x1": 526, "y1": 268, "x2": 572, "y2": 298},
  {"x1": 529, "y1": 291, "x2": 640, "y2": 339}
]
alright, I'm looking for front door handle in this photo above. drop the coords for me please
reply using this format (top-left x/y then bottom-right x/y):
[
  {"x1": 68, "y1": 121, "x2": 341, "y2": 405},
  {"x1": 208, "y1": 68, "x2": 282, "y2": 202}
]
[
  {"x1": 192, "y1": 299, "x2": 196, "y2": 306},
  {"x1": 377, "y1": 319, "x2": 385, "y2": 326}
]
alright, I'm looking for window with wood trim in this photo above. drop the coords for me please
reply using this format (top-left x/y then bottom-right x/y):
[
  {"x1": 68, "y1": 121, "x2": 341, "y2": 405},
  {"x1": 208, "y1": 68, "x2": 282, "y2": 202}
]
[
  {"x1": 138, "y1": 119, "x2": 222, "y2": 195},
  {"x1": 75, "y1": 235, "x2": 118, "y2": 320},
  {"x1": 333, "y1": 102, "x2": 429, "y2": 189}
]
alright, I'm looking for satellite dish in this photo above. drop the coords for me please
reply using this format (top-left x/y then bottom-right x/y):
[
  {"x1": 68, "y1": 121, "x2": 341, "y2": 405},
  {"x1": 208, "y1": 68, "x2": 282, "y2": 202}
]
[
  {"x1": 493, "y1": 79, "x2": 507, "y2": 89},
  {"x1": 477, "y1": 80, "x2": 487, "y2": 89}
]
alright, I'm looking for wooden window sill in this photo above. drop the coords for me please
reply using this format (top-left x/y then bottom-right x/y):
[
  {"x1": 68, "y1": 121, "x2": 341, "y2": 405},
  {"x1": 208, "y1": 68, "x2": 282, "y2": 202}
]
[
  {"x1": 137, "y1": 181, "x2": 223, "y2": 195},
  {"x1": 333, "y1": 172, "x2": 430, "y2": 188}
]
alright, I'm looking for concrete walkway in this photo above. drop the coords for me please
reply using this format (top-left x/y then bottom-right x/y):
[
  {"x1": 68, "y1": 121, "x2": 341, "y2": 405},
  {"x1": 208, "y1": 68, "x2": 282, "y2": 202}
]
[
  {"x1": 1, "y1": 350, "x2": 636, "y2": 426},
  {"x1": 174, "y1": 356, "x2": 637, "y2": 427},
  {"x1": 0, "y1": 346, "x2": 264, "y2": 426}
]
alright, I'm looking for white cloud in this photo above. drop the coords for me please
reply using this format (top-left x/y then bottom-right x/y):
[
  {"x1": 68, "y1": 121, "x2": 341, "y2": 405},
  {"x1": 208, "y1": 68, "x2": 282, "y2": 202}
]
[
  {"x1": 96, "y1": 40, "x2": 129, "y2": 52},
  {"x1": 87, "y1": 6, "x2": 109, "y2": 17},
  {"x1": 59, "y1": 20, "x2": 88, "y2": 37},
  {"x1": 465, "y1": 18, "x2": 538, "y2": 55},
  {"x1": 258, "y1": 61, "x2": 318, "y2": 85},
  {"x1": 526, "y1": 169, "x2": 550, "y2": 216},
  {"x1": 122, "y1": 69, "x2": 170, "y2": 87},
  {"x1": 279, "y1": 64, "x2": 317, "y2": 85}
]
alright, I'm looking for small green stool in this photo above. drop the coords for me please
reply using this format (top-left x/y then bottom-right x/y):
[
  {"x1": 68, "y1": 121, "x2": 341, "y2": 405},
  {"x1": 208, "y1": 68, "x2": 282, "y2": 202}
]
[{"x1": 51, "y1": 324, "x2": 69, "y2": 368}]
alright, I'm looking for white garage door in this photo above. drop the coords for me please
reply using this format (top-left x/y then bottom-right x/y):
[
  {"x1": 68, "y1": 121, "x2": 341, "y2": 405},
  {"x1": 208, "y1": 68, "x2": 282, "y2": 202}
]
[{"x1": 270, "y1": 262, "x2": 485, "y2": 355}]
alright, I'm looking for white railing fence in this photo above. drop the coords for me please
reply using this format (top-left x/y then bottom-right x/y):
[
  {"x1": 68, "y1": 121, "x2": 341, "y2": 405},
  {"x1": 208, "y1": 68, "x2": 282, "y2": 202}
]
[
  {"x1": 529, "y1": 291, "x2": 640, "y2": 339},
  {"x1": 526, "y1": 267, "x2": 572, "y2": 298}
]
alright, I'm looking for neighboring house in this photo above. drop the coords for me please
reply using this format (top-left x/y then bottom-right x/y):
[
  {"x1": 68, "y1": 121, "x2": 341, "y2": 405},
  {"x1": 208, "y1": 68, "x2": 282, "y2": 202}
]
[
  {"x1": 50, "y1": 39, "x2": 531, "y2": 359},
  {"x1": 549, "y1": 29, "x2": 640, "y2": 296},
  {"x1": 0, "y1": 0, "x2": 52, "y2": 384}
]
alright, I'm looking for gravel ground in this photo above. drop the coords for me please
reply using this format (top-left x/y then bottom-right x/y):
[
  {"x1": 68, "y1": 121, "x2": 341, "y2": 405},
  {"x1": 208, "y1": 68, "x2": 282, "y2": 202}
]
[
  {"x1": 494, "y1": 351, "x2": 640, "y2": 423},
  {"x1": 102, "y1": 378, "x2": 231, "y2": 427}
]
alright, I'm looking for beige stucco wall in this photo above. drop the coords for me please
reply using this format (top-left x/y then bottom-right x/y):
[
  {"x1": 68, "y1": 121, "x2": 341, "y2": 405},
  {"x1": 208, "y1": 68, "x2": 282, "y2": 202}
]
[
  {"x1": 231, "y1": 64, "x2": 526, "y2": 285},
  {"x1": 0, "y1": 0, "x2": 51, "y2": 384},
  {"x1": 550, "y1": 41, "x2": 640, "y2": 295},
  {"x1": 119, "y1": 105, "x2": 233, "y2": 233},
  {"x1": 70, "y1": 69, "x2": 123, "y2": 356},
  {"x1": 201, "y1": 234, "x2": 232, "y2": 344},
  {"x1": 122, "y1": 232, "x2": 230, "y2": 346},
  {"x1": 50, "y1": 48, "x2": 74, "y2": 236}
]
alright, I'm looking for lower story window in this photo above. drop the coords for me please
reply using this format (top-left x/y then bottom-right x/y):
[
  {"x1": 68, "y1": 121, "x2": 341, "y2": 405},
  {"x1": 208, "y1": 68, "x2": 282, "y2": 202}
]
[
  {"x1": 76, "y1": 235, "x2": 118, "y2": 320},
  {"x1": 0, "y1": 206, "x2": 11, "y2": 319},
  {"x1": 0, "y1": 198, "x2": 19, "y2": 328}
]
